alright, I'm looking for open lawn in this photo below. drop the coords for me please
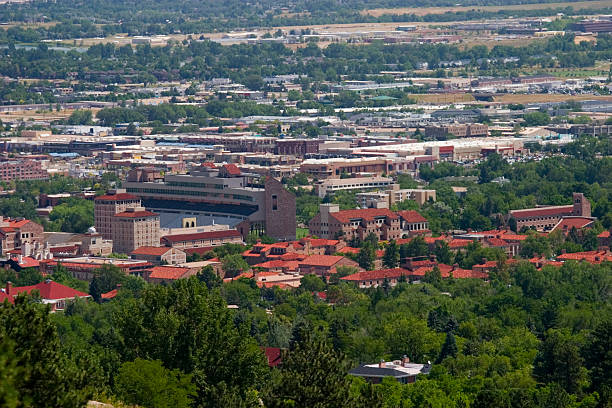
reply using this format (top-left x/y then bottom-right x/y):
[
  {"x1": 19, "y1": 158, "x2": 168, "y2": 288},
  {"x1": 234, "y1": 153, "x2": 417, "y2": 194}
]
[{"x1": 361, "y1": 0, "x2": 612, "y2": 17}]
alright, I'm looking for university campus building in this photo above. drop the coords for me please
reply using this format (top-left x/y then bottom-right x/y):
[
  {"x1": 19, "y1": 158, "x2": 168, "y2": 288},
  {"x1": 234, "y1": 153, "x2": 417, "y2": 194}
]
[{"x1": 123, "y1": 164, "x2": 296, "y2": 241}]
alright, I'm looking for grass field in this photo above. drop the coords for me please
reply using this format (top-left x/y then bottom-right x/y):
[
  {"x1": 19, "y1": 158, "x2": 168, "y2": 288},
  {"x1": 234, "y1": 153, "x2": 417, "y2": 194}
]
[{"x1": 361, "y1": 0, "x2": 612, "y2": 17}]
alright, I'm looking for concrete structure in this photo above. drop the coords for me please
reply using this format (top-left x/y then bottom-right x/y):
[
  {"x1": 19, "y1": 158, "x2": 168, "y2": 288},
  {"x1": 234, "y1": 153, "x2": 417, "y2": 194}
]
[
  {"x1": 509, "y1": 193, "x2": 591, "y2": 232},
  {"x1": 124, "y1": 166, "x2": 296, "y2": 241},
  {"x1": 315, "y1": 176, "x2": 393, "y2": 198},
  {"x1": 111, "y1": 207, "x2": 161, "y2": 254},
  {"x1": 356, "y1": 186, "x2": 436, "y2": 208},
  {"x1": 309, "y1": 204, "x2": 402, "y2": 241},
  {"x1": 94, "y1": 190, "x2": 142, "y2": 240}
]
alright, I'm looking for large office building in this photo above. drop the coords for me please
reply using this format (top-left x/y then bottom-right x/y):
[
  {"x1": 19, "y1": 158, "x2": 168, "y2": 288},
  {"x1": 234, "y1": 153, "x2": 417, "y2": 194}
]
[
  {"x1": 94, "y1": 190, "x2": 142, "y2": 240},
  {"x1": 123, "y1": 164, "x2": 296, "y2": 241},
  {"x1": 111, "y1": 207, "x2": 161, "y2": 254}
]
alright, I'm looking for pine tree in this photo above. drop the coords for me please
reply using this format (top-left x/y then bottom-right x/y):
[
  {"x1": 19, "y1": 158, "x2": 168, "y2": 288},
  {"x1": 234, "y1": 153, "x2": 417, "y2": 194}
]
[
  {"x1": 264, "y1": 326, "x2": 353, "y2": 408},
  {"x1": 437, "y1": 332, "x2": 458, "y2": 363},
  {"x1": 383, "y1": 240, "x2": 400, "y2": 269}
]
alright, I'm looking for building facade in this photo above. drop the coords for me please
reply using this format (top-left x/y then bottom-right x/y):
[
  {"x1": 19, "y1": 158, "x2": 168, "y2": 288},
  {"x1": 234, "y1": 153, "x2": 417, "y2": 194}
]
[
  {"x1": 0, "y1": 159, "x2": 48, "y2": 182},
  {"x1": 509, "y1": 193, "x2": 591, "y2": 231},
  {"x1": 94, "y1": 190, "x2": 142, "y2": 240},
  {"x1": 308, "y1": 204, "x2": 402, "y2": 241},
  {"x1": 111, "y1": 207, "x2": 161, "y2": 254}
]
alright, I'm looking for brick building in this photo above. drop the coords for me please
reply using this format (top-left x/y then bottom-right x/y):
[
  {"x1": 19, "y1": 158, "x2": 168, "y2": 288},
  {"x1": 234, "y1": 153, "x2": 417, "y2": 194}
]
[
  {"x1": 275, "y1": 139, "x2": 319, "y2": 155},
  {"x1": 424, "y1": 123, "x2": 488, "y2": 139},
  {"x1": 0, "y1": 159, "x2": 48, "y2": 182},
  {"x1": 111, "y1": 207, "x2": 160, "y2": 254},
  {"x1": 94, "y1": 190, "x2": 141, "y2": 240},
  {"x1": 509, "y1": 193, "x2": 591, "y2": 232},
  {"x1": 308, "y1": 204, "x2": 402, "y2": 241},
  {"x1": 0, "y1": 217, "x2": 44, "y2": 256}
]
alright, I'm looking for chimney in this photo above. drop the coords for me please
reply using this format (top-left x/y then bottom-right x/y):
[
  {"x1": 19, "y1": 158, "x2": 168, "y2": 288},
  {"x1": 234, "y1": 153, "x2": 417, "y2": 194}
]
[
  {"x1": 467, "y1": 228, "x2": 472, "y2": 233},
  {"x1": 561, "y1": 249, "x2": 566, "y2": 254},
  {"x1": 379, "y1": 359, "x2": 385, "y2": 368},
  {"x1": 6, "y1": 281, "x2": 12, "y2": 296},
  {"x1": 453, "y1": 263, "x2": 459, "y2": 271},
  {"x1": 402, "y1": 355, "x2": 410, "y2": 366},
  {"x1": 481, "y1": 257, "x2": 487, "y2": 264}
]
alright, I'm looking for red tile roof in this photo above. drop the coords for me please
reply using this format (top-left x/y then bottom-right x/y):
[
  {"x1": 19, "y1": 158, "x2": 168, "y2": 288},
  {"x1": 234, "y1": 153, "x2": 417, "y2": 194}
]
[
  {"x1": 500, "y1": 234, "x2": 528, "y2": 241},
  {"x1": 510, "y1": 205, "x2": 573, "y2": 219},
  {"x1": 485, "y1": 238, "x2": 509, "y2": 247},
  {"x1": 448, "y1": 238, "x2": 471, "y2": 249},
  {"x1": 551, "y1": 217, "x2": 595, "y2": 234},
  {"x1": 95, "y1": 193, "x2": 139, "y2": 201},
  {"x1": 161, "y1": 229, "x2": 242, "y2": 243},
  {"x1": 201, "y1": 162, "x2": 217, "y2": 169},
  {"x1": 7, "y1": 280, "x2": 90, "y2": 300},
  {"x1": 598, "y1": 230, "x2": 610, "y2": 238},
  {"x1": 299, "y1": 255, "x2": 345, "y2": 267},
  {"x1": 100, "y1": 288, "x2": 118, "y2": 300},
  {"x1": 131, "y1": 246, "x2": 173, "y2": 256},
  {"x1": 556, "y1": 251, "x2": 612, "y2": 263},
  {"x1": 330, "y1": 208, "x2": 398, "y2": 223},
  {"x1": 114, "y1": 210, "x2": 158, "y2": 218},
  {"x1": 222, "y1": 163, "x2": 241, "y2": 176},
  {"x1": 148, "y1": 266, "x2": 191, "y2": 280},
  {"x1": 337, "y1": 246, "x2": 360, "y2": 255},
  {"x1": 341, "y1": 268, "x2": 410, "y2": 282},
  {"x1": 397, "y1": 210, "x2": 427, "y2": 224}
]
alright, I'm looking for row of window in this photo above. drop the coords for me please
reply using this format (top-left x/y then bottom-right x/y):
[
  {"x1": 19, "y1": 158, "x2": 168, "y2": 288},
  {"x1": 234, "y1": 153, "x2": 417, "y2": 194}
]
[{"x1": 126, "y1": 187, "x2": 254, "y2": 202}]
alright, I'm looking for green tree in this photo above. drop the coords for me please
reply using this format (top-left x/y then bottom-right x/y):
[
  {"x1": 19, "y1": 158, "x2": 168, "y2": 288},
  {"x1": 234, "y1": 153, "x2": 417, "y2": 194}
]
[
  {"x1": 89, "y1": 264, "x2": 125, "y2": 302},
  {"x1": 114, "y1": 358, "x2": 196, "y2": 408},
  {"x1": 264, "y1": 326, "x2": 353, "y2": 408},
  {"x1": 300, "y1": 274, "x2": 326, "y2": 292},
  {"x1": 583, "y1": 318, "x2": 612, "y2": 396},
  {"x1": 67, "y1": 109, "x2": 93, "y2": 125},
  {"x1": 533, "y1": 329, "x2": 586, "y2": 394},
  {"x1": 197, "y1": 265, "x2": 221, "y2": 290},
  {"x1": 0, "y1": 295, "x2": 94, "y2": 407},
  {"x1": 221, "y1": 253, "x2": 250, "y2": 278},
  {"x1": 437, "y1": 332, "x2": 458, "y2": 363},
  {"x1": 357, "y1": 242, "x2": 376, "y2": 270},
  {"x1": 383, "y1": 240, "x2": 400, "y2": 269}
]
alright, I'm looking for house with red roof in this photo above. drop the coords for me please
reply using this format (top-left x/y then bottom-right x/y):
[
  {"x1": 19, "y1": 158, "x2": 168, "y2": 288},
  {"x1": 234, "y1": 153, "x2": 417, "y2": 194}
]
[
  {"x1": 146, "y1": 266, "x2": 195, "y2": 284},
  {"x1": 341, "y1": 268, "x2": 411, "y2": 288},
  {"x1": 131, "y1": 246, "x2": 186, "y2": 265},
  {"x1": 298, "y1": 254, "x2": 361, "y2": 276},
  {"x1": 396, "y1": 211, "x2": 430, "y2": 238},
  {"x1": 309, "y1": 204, "x2": 402, "y2": 241},
  {"x1": 598, "y1": 229, "x2": 611, "y2": 249},
  {"x1": 556, "y1": 250, "x2": 612, "y2": 264},
  {"x1": 0, "y1": 280, "x2": 91, "y2": 312}
]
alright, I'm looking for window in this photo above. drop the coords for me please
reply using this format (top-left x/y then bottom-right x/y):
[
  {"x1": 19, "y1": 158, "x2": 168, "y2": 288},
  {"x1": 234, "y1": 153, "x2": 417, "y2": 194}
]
[{"x1": 272, "y1": 194, "x2": 278, "y2": 211}]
